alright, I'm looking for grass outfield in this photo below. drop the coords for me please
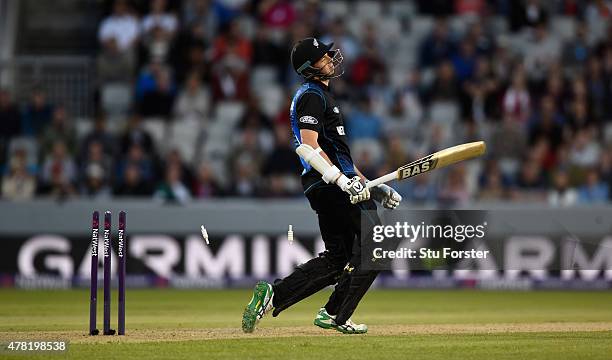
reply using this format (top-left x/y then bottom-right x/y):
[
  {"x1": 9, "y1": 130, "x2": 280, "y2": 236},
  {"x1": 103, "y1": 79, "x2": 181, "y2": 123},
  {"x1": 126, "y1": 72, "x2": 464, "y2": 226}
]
[{"x1": 0, "y1": 289, "x2": 611, "y2": 359}]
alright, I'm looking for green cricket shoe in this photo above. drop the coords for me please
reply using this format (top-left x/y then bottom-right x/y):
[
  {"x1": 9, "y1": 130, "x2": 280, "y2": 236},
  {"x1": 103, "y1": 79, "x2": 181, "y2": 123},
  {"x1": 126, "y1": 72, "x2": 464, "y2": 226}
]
[
  {"x1": 314, "y1": 307, "x2": 368, "y2": 334},
  {"x1": 314, "y1": 307, "x2": 335, "y2": 329},
  {"x1": 242, "y1": 281, "x2": 274, "y2": 333}
]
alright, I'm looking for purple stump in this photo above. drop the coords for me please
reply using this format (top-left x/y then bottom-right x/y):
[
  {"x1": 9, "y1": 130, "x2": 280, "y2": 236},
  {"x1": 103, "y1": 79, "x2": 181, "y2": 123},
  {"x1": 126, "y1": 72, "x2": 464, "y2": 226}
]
[
  {"x1": 103, "y1": 211, "x2": 115, "y2": 335},
  {"x1": 89, "y1": 211, "x2": 99, "y2": 335},
  {"x1": 118, "y1": 211, "x2": 126, "y2": 335}
]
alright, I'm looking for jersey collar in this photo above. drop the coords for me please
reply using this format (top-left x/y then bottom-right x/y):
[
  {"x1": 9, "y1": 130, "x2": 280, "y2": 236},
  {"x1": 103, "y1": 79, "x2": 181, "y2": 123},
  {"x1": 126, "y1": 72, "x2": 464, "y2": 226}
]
[{"x1": 306, "y1": 79, "x2": 329, "y2": 91}]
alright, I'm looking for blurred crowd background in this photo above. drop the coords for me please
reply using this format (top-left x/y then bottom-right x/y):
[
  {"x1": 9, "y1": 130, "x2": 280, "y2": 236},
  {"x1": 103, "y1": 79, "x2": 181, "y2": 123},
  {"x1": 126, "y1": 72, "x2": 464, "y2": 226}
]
[{"x1": 1, "y1": 0, "x2": 612, "y2": 206}]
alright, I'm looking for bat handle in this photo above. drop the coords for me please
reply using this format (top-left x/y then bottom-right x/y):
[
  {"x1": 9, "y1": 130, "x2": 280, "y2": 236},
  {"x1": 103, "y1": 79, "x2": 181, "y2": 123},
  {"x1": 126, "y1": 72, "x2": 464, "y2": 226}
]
[{"x1": 366, "y1": 172, "x2": 397, "y2": 189}]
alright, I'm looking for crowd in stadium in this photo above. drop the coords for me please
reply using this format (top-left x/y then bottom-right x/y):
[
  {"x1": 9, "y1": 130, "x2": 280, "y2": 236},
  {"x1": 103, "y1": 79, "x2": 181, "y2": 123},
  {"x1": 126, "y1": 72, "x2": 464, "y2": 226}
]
[{"x1": 1, "y1": 0, "x2": 612, "y2": 205}]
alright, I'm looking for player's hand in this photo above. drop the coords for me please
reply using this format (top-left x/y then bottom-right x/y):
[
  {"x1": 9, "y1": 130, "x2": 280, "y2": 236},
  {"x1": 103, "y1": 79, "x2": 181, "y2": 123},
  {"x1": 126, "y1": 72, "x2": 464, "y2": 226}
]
[
  {"x1": 370, "y1": 183, "x2": 402, "y2": 209},
  {"x1": 338, "y1": 175, "x2": 370, "y2": 204}
]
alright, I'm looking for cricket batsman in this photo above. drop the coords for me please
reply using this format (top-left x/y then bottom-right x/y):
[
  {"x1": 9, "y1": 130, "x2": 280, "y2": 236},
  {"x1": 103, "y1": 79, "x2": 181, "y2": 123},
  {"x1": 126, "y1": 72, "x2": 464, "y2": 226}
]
[{"x1": 241, "y1": 38, "x2": 402, "y2": 334}]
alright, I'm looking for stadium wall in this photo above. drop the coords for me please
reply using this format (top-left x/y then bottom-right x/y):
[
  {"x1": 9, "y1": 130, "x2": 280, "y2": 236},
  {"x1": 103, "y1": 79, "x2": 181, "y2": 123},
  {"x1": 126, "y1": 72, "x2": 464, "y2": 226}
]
[{"x1": 0, "y1": 200, "x2": 611, "y2": 290}]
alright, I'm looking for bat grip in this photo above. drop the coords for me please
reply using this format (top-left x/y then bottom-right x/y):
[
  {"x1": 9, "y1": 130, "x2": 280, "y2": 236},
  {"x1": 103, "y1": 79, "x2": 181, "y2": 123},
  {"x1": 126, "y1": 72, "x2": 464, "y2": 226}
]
[{"x1": 366, "y1": 172, "x2": 397, "y2": 189}]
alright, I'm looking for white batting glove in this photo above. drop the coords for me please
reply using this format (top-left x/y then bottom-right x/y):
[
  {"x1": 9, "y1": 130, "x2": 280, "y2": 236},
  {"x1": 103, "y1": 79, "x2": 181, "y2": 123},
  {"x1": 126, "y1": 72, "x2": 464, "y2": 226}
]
[
  {"x1": 337, "y1": 175, "x2": 371, "y2": 204},
  {"x1": 370, "y1": 183, "x2": 402, "y2": 209}
]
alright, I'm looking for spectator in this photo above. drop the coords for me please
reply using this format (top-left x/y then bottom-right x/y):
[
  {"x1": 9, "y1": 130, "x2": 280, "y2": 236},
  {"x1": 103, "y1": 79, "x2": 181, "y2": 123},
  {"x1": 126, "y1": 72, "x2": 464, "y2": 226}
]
[
  {"x1": 578, "y1": 167, "x2": 609, "y2": 203},
  {"x1": 548, "y1": 169, "x2": 577, "y2": 206},
  {"x1": 40, "y1": 105, "x2": 77, "y2": 157},
  {"x1": 438, "y1": 165, "x2": 470, "y2": 205},
  {"x1": 81, "y1": 140, "x2": 114, "y2": 186},
  {"x1": 258, "y1": 0, "x2": 296, "y2": 30},
  {"x1": 261, "y1": 124, "x2": 301, "y2": 196},
  {"x1": 211, "y1": 0, "x2": 248, "y2": 26},
  {"x1": 523, "y1": 22, "x2": 562, "y2": 81},
  {"x1": 119, "y1": 114, "x2": 156, "y2": 155},
  {"x1": 502, "y1": 65, "x2": 531, "y2": 124},
  {"x1": 596, "y1": 22, "x2": 612, "y2": 53},
  {"x1": 563, "y1": 21, "x2": 591, "y2": 70},
  {"x1": 39, "y1": 141, "x2": 77, "y2": 198},
  {"x1": 99, "y1": 0, "x2": 140, "y2": 52},
  {"x1": 585, "y1": 0, "x2": 612, "y2": 42},
  {"x1": 346, "y1": 95, "x2": 382, "y2": 141},
  {"x1": 164, "y1": 148, "x2": 194, "y2": 188},
  {"x1": 600, "y1": 149, "x2": 612, "y2": 201},
  {"x1": 465, "y1": 19, "x2": 495, "y2": 56},
  {"x1": 97, "y1": 0, "x2": 139, "y2": 82},
  {"x1": 141, "y1": 24, "x2": 174, "y2": 64},
  {"x1": 261, "y1": 174, "x2": 295, "y2": 197},
  {"x1": 228, "y1": 128, "x2": 265, "y2": 176},
  {"x1": 424, "y1": 61, "x2": 461, "y2": 103},
  {"x1": 320, "y1": 17, "x2": 360, "y2": 63},
  {"x1": 154, "y1": 163, "x2": 192, "y2": 204},
  {"x1": 419, "y1": 18, "x2": 457, "y2": 68},
  {"x1": 210, "y1": 57, "x2": 250, "y2": 103},
  {"x1": 173, "y1": 71, "x2": 211, "y2": 123},
  {"x1": 238, "y1": 97, "x2": 273, "y2": 131},
  {"x1": 586, "y1": 56, "x2": 607, "y2": 121},
  {"x1": 228, "y1": 155, "x2": 260, "y2": 197},
  {"x1": 385, "y1": 135, "x2": 409, "y2": 171},
  {"x1": 401, "y1": 172, "x2": 438, "y2": 204},
  {"x1": 114, "y1": 163, "x2": 153, "y2": 196},
  {"x1": 79, "y1": 114, "x2": 117, "y2": 162},
  {"x1": 252, "y1": 27, "x2": 289, "y2": 77},
  {"x1": 182, "y1": 0, "x2": 218, "y2": 42},
  {"x1": 351, "y1": 39, "x2": 386, "y2": 88},
  {"x1": 192, "y1": 163, "x2": 223, "y2": 198},
  {"x1": 566, "y1": 99, "x2": 592, "y2": 132},
  {"x1": 451, "y1": 39, "x2": 478, "y2": 83},
  {"x1": 170, "y1": 22, "x2": 211, "y2": 84},
  {"x1": 142, "y1": 0, "x2": 178, "y2": 38},
  {"x1": 139, "y1": 65, "x2": 177, "y2": 117},
  {"x1": 544, "y1": 72, "x2": 565, "y2": 111},
  {"x1": 81, "y1": 163, "x2": 112, "y2": 198},
  {"x1": 417, "y1": 0, "x2": 454, "y2": 16},
  {"x1": 509, "y1": 0, "x2": 548, "y2": 32},
  {"x1": 1, "y1": 150, "x2": 36, "y2": 201},
  {"x1": 117, "y1": 143, "x2": 156, "y2": 184},
  {"x1": 21, "y1": 88, "x2": 53, "y2": 137},
  {"x1": 478, "y1": 160, "x2": 510, "y2": 201},
  {"x1": 0, "y1": 90, "x2": 21, "y2": 162},
  {"x1": 513, "y1": 159, "x2": 546, "y2": 200},
  {"x1": 211, "y1": 20, "x2": 252, "y2": 64},
  {"x1": 353, "y1": 149, "x2": 378, "y2": 180},
  {"x1": 388, "y1": 71, "x2": 423, "y2": 128},
  {"x1": 460, "y1": 57, "x2": 500, "y2": 122},
  {"x1": 299, "y1": 0, "x2": 323, "y2": 33},
  {"x1": 528, "y1": 96, "x2": 564, "y2": 150},
  {"x1": 140, "y1": 0, "x2": 178, "y2": 64},
  {"x1": 454, "y1": 0, "x2": 486, "y2": 16},
  {"x1": 569, "y1": 128, "x2": 601, "y2": 168}
]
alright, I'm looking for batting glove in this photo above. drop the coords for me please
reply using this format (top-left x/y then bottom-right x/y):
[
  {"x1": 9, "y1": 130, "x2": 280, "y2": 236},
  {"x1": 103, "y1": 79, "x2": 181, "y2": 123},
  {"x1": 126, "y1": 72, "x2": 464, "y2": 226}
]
[
  {"x1": 337, "y1": 175, "x2": 371, "y2": 204},
  {"x1": 370, "y1": 183, "x2": 402, "y2": 209}
]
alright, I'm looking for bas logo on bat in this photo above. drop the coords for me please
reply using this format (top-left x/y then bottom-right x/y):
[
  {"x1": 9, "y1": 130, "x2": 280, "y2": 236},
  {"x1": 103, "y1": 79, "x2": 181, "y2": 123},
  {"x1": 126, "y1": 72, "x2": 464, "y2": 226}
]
[{"x1": 398, "y1": 156, "x2": 436, "y2": 179}]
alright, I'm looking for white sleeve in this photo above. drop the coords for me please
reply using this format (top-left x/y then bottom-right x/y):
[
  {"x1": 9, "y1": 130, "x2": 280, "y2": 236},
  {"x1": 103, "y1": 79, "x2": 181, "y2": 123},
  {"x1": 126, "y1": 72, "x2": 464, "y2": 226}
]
[
  {"x1": 296, "y1": 144, "x2": 341, "y2": 184},
  {"x1": 98, "y1": 19, "x2": 112, "y2": 42}
]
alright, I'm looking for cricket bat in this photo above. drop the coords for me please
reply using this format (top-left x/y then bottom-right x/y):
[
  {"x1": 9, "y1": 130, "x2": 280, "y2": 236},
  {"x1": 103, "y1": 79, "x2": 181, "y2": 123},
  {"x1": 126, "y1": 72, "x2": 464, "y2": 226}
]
[{"x1": 366, "y1": 141, "x2": 486, "y2": 189}]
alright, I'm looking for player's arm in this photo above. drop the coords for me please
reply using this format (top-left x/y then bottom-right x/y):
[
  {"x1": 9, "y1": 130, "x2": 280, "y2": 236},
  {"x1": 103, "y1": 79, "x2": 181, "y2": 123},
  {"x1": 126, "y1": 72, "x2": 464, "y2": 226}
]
[
  {"x1": 297, "y1": 129, "x2": 369, "y2": 204},
  {"x1": 300, "y1": 129, "x2": 333, "y2": 167}
]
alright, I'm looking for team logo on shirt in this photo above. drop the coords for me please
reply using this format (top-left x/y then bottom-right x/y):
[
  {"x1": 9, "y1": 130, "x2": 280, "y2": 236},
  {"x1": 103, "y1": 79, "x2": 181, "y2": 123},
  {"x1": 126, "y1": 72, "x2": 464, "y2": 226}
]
[
  {"x1": 333, "y1": 106, "x2": 339, "y2": 113},
  {"x1": 337, "y1": 126, "x2": 345, "y2": 135},
  {"x1": 300, "y1": 116, "x2": 318, "y2": 124},
  {"x1": 313, "y1": 38, "x2": 319, "y2": 47}
]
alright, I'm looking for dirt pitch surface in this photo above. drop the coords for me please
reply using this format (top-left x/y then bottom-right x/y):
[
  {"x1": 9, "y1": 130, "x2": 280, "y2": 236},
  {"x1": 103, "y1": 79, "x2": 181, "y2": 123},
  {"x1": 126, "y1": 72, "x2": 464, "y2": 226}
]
[{"x1": 2, "y1": 322, "x2": 611, "y2": 344}]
